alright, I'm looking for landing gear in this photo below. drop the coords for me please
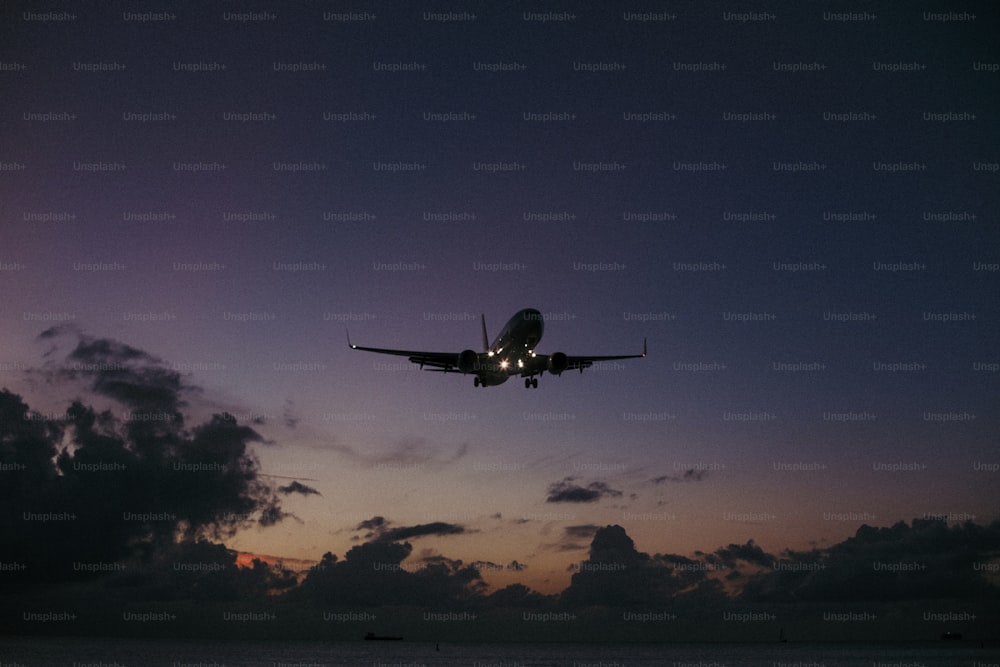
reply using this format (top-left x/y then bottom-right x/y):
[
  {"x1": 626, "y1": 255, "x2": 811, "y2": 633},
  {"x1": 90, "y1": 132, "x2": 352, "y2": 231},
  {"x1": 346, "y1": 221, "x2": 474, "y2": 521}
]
[
  {"x1": 524, "y1": 377, "x2": 538, "y2": 389},
  {"x1": 474, "y1": 377, "x2": 480, "y2": 387}
]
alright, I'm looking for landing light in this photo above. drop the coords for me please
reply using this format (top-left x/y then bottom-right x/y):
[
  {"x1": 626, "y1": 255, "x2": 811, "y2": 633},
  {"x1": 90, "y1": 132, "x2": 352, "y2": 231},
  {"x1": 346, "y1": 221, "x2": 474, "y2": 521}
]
[
  {"x1": 499, "y1": 360, "x2": 510, "y2": 370},
  {"x1": 517, "y1": 359, "x2": 524, "y2": 368}
]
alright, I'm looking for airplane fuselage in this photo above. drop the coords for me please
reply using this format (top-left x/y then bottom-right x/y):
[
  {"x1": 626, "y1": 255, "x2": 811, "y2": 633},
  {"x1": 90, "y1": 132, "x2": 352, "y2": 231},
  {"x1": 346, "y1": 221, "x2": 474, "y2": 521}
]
[{"x1": 475, "y1": 308, "x2": 545, "y2": 386}]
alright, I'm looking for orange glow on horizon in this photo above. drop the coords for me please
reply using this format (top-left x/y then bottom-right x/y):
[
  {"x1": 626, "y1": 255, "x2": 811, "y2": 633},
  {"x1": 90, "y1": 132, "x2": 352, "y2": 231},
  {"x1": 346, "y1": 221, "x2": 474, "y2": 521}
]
[{"x1": 234, "y1": 551, "x2": 317, "y2": 572}]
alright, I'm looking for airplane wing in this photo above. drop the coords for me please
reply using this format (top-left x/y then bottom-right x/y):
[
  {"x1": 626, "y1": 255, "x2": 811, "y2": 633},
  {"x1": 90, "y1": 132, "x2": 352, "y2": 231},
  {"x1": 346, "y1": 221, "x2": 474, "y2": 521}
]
[
  {"x1": 527, "y1": 339, "x2": 647, "y2": 375},
  {"x1": 346, "y1": 331, "x2": 461, "y2": 371}
]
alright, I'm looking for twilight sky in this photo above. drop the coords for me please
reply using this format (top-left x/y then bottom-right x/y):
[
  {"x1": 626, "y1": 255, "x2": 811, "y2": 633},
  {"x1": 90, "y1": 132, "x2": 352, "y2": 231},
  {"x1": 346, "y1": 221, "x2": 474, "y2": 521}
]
[{"x1": 1, "y1": 2, "x2": 998, "y2": 597}]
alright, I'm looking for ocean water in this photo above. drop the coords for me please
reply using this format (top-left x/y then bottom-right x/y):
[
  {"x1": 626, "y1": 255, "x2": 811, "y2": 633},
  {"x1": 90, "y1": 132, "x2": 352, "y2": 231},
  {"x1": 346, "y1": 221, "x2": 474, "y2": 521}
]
[{"x1": 2, "y1": 637, "x2": 998, "y2": 667}]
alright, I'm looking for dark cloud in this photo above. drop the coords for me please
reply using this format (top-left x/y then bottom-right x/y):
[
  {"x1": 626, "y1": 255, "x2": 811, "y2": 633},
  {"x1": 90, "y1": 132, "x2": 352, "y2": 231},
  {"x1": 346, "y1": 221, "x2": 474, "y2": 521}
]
[
  {"x1": 652, "y1": 468, "x2": 709, "y2": 484},
  {"x1": 354, "y1": 515, "x2": 466, "y2": 543},
  {"x1": 37, "y1": 323, "x2": 73, "y2": 340},
  {"x1": 295, "y1": 538, "x2": 486, "y2": 608},
  {"x1": 545, "y1": 477, "x2": 623, "y2": 503},
  {"x1": 0, "y1": 332, "x2": 285, "y2": 583},
  {"x1": 739, "y1": 518, "x2": 1000, "y2": 603},
  {"x1": 356, "y1": 516, "x2": 388, "y2": 532},
  {"x1": 470, "y1": 559, "x2": 500, "y2": 571},
  {"x1": 710, "y1": 540, "x2": 774, "y2": 569},
  {"x1": 382, "y1": 522, "x2": 466, "y2": 541},
  {"x1": 561, "y1": 525, "x2": 687, "y2": 608},
  {"x1": 486, "y1": 583, "x2": 550, "y2": 608},
  {"x1": 54, "y1": 330, "x2": 191, "y2": 416},
  {"x1": 544, "y1": 524, "x2": 601, "y2": 554},
  {"x1": 420, "y1": 553, "x2": 466, "y2": 569},
  {"x1": 564, "y1": 524, "x2": 601, "y2": 539},
  {"x1": 278, "y1": 481, "x2": 321, "y2": 496},
  {"x1": 586, "y1": 525, "x2": 649, "y2": 565},
  {"x1": 105, "y1": 540, "x2": 297, "y2": 602}
]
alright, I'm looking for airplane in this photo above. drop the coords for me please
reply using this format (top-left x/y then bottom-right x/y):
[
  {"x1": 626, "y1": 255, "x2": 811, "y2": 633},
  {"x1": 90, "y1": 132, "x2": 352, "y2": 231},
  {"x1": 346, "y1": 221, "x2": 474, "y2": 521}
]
[{"x1": 347, "y1": 308, "x2": 646, "y2": 388}]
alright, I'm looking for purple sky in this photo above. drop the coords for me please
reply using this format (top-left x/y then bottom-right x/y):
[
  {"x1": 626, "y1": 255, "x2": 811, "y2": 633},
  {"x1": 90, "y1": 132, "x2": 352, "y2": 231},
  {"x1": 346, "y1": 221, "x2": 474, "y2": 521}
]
[{"x1": 2, "y1": 2, "x2": 998, "y2": 595}]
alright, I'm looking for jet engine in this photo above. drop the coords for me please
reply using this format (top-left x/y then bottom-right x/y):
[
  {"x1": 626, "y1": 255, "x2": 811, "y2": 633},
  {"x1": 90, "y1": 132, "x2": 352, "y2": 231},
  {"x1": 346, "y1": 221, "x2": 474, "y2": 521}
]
[
  {"x1": 547, "y1": 352, "x2": 568, "y2": 375},
  {"x1": 457, "y1": 349, "x2": 479, "y2": 373}
]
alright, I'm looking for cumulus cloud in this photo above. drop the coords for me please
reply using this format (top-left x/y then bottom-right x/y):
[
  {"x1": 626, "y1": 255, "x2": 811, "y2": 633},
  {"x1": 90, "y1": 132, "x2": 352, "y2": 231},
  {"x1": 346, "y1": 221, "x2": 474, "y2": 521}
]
[
  {"x1": 561, "y1": 525, "x2": 688, "y2": 607},
  {"x1": 0, "y1": 331, "x2": 286, "y2": 583},
  {"x1": 739, "y1": 518, "x2": 1000, "y2": 603},
  {"x1": 296, "y1": 538, "x2": 486, "y2": 608},
  {"x1": 709, "y1": 540, "x2": 774, "y2": 569},
  {"x1": 39, "y1": 326, "x2": 191, "y2": 417}
]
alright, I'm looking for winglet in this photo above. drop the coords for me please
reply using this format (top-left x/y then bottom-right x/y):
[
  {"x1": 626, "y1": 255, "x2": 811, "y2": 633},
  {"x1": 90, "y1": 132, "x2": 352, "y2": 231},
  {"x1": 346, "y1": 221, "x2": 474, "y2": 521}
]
[
  {"x1": 346, "y1": 328, "x2": 355, "y2": 349},
  {"x1": 481, "y1": 314, "x2": 489, "y2": 352},
  {"x1": 642, "y1": 337, "x2": 647, "y2": 357}
]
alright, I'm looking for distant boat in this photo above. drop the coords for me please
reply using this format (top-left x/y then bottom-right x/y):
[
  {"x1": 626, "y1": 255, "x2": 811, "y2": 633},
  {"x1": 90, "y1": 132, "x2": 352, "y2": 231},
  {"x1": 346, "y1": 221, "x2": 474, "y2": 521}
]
[
  {"x1": 940, "y1": 631, "x2": 962, "y2": 640},
  {"x1": 365, "y1": 631, "x2": 403, "y2": 641}
]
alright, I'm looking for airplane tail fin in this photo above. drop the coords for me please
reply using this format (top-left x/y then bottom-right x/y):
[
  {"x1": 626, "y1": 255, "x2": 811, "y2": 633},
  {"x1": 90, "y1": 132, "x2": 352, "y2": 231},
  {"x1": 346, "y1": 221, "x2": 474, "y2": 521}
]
[{"x1": 481, "y1": 314, "x2": 489, "y2": 352}]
